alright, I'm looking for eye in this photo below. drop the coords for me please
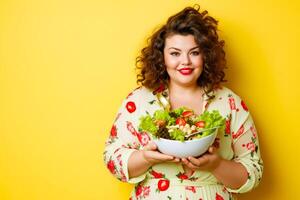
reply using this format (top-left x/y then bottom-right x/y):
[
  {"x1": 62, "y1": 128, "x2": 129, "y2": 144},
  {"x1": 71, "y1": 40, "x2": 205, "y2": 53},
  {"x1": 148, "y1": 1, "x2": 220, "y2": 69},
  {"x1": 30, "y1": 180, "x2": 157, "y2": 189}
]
[
  {"x1": 191, "y1": 51, "x2": 200, "y2": 56},
  {"x1": 170, "y1": 52, "x2": 180, "y2": 56}
]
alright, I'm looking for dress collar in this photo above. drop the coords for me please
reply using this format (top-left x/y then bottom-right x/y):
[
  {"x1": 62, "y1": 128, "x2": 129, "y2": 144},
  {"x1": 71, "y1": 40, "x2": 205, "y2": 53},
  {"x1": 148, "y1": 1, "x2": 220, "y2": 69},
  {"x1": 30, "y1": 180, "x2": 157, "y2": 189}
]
[{"x1": 153, "y1": 83, "x2": 214, "y2": 113}]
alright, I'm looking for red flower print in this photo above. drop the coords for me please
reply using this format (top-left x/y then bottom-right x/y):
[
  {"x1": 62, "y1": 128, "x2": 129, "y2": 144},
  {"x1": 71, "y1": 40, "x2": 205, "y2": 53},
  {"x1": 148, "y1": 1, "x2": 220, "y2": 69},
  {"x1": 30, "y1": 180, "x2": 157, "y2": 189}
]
[
  {"x1": 228, "y1": 95, "x2": 236, "y2": 110},
  {"x1": 113, "y1": 147, "x2": 121, "y2": 154},
  {"x1": 116, "y1": 154, "x2": 123, "y2": 166},
  {"x1": 135, "y1": 185, "x2": 143, "y2": 197},
  {"x1": 153, "y1": 83, "x2": 165, "y2": 95},
  {"x1": 225, "y1": 115, "x2": 231, "y2": 135},
  {"x1": 110, "y1": 125, "x2": 117, "y2": 138},
  {"x1": 119, "y1": 168, "x2": 127, "y2": 182},
  {"x1": 107, "y1": 159, "x2": 116, "y2": 174},
  {"x1": 135, "y1": 185, "x2": 151, "y2": 198},
  {"x1": 137, "y1": 131, "x2": 150, "y2": 146},
  {"x1": 250, "y1": 126, "x2": 257, "y2": 139},
  {"x1": 150, "y1": 169, "x2": 164, "y2": 178},
  {"x1": 216, "y1": 193, "x2": 224, "y2": 200},
  {"x1": 143, "y1": 186, "x2": 151, "y2": 197},
  {"x1": 245, "y1": 142, "x2": 256, "y2": 152},
  {"x1": 176, "y1": 172, "x2": 188, "y2": 181},
  {"x1": 157, "y1": 179, "x2": 170, "y2": 192},
  {"x1": 185, "y1": 186, "x2": 196, "y2": 193},
  {"x1": 241, "y1": 100, "x2": 249, "y2": 111},
  {"x1": 126, "y1": 121, "x2": 138, "y2": 136},
  {"x1": 232, "y1": 125, "x2": 244, "y2": 139},
  {"x1": 126, "y1": 101, "x2": 136, "y2": 113},
  {"x1": 225, "y1": 120, "x2": 231, "y2": 134}
]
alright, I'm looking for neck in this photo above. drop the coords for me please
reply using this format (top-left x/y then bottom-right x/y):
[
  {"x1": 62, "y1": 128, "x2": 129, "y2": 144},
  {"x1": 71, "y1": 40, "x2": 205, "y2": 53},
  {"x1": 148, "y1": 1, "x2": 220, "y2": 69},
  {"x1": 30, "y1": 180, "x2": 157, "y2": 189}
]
[{"x1": 168, "y1": 81, "x2": 203, "y2": 96}]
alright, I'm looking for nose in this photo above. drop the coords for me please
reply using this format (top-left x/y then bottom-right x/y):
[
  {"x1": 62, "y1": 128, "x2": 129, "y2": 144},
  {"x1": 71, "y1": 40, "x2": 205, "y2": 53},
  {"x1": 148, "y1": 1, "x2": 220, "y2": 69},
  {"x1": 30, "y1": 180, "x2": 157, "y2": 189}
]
[{"x1": 181, "y1": 53, "x2": 191, "y2": 66}]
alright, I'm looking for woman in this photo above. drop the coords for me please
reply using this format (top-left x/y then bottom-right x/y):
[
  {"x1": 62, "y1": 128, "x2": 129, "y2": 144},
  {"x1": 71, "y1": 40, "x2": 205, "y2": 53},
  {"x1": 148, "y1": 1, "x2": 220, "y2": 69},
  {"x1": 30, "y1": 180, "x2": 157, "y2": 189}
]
[{"x1": 103, "y1": 5, "x2": 263, "y2": 200}]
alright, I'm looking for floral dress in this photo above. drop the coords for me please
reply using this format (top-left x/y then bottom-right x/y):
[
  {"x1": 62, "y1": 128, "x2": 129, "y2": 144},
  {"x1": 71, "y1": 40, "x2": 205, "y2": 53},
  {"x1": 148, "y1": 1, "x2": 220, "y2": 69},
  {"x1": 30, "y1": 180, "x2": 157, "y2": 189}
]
[{"x1": 103, "y1": 85, "x2": 263, "y2": 200}]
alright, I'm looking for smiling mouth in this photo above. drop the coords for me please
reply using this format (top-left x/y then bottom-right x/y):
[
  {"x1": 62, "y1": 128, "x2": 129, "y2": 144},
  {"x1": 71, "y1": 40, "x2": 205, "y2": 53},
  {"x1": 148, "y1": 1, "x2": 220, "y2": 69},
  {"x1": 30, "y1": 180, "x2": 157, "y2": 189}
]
[{"x1": 178, "y1": 68, "x2": 194, "y2": 75}]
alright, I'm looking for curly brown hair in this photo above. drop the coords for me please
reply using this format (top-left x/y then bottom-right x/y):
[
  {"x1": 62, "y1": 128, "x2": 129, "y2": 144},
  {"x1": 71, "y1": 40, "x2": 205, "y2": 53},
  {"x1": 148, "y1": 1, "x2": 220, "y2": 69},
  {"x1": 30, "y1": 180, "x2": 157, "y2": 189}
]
[{"x1": 135, "y1": 4, "x2": 227, "y2": 98}]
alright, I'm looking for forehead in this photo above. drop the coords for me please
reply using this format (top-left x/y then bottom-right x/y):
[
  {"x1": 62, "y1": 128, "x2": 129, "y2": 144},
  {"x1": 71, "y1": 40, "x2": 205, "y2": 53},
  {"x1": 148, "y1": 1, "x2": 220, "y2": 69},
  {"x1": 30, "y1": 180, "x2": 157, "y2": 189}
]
[{"x1": 164, "y1": 34, "x2": 198, "y2": 48}]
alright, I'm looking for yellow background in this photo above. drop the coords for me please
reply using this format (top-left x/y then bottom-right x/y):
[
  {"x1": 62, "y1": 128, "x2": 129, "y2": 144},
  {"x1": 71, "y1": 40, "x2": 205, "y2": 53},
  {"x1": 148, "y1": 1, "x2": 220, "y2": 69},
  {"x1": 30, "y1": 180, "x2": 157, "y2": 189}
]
[{"x1": 1, "y1": 0, "x2": 299, "y2": 199}]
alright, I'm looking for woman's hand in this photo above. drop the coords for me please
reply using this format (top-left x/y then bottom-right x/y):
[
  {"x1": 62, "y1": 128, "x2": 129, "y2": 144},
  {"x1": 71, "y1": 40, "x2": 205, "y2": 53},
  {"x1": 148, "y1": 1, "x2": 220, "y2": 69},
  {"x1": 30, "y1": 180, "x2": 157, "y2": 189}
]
[
  {"x1": 142, "y1": 142, "x2": 180, "y2": 165},
  {"x1": 128, "y1": 142, "x2": 180, "y2": 178},
  {"x1": 181, "y1": 146, "x2": 222, "y2": 172}
]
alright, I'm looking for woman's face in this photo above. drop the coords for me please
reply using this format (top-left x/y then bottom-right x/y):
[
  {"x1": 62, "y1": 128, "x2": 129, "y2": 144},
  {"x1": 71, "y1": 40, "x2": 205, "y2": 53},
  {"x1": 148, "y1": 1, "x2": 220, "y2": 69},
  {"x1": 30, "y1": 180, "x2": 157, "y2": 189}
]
[{"x1": 163, "y1": 34, "x2": 203, "y2": 88}]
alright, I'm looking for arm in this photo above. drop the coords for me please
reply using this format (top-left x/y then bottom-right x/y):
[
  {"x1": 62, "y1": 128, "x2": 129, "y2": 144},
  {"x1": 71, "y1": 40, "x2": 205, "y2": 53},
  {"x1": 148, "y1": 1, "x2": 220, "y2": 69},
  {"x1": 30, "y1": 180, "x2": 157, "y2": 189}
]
[
  {"x1": 211, "y1": 149, "x2": 249, "y2": 189},
  {"x1": 128, "y1": 142, "x2": 179, "y2": 178},
  {"x1": 182, "y1": 146, "x2": 248, "y2": 189},
  {"x1": 224, "y1": 114, "x2": 263, "y2": 193},
  {"x1": 128, "y1": 150, "x2": 152, "y2": 178},
  {"x1": 103, "y1": 89, "x2": 148, "y2": 183},
  {"x1": 181, "y1": 95, "x2": 263, "y2": 192},
  {"x1": 224, "y1": 95, "x2": 263, "y2": 193},
  {"x1": 104, "y1": 88, "x2": 179, "y2": 182}
]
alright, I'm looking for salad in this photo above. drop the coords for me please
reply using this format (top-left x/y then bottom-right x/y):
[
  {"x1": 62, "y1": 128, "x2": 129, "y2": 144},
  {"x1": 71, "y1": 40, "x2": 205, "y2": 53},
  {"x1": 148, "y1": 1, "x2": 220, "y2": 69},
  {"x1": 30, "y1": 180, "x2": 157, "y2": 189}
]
[{"x1": 138, "y1": 107, "x2": 225, "y2": 141}]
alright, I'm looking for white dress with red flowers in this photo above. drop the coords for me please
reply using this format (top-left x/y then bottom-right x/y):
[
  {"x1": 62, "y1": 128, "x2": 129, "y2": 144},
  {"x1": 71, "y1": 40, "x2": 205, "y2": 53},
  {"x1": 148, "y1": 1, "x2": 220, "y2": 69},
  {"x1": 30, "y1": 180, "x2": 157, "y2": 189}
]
[{"x1": 103, "y1": 85, "x2": 263, "y2": 200}]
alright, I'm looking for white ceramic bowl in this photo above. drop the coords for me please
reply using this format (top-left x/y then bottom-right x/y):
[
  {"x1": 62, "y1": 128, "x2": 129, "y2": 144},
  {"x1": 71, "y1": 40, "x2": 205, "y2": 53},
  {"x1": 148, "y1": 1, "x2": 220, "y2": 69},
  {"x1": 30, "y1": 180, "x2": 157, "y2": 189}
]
[{"x1": 153, "y1": 129, "x2": 218, "y2": 158}]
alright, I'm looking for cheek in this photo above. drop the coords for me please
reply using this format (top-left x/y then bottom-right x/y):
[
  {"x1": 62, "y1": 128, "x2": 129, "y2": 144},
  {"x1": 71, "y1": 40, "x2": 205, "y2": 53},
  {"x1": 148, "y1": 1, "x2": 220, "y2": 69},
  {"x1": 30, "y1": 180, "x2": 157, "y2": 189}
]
[
  {"x1": 164, "y1": 55, "x2": 178, "y2": 68},
  {"x1": 192, "y1": 56, "x2": 204, "y2": 67}
]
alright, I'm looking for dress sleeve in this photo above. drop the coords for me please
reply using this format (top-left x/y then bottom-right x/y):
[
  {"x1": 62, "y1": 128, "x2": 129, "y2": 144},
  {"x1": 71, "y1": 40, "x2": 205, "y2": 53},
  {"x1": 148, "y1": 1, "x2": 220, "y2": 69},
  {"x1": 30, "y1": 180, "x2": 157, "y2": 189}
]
[
  {"x1": 103, "y1": 89, "x2": 150, "y2": 184},
  {"x1": 225, "y1": 94, "x2": 263, "y2": 193}
]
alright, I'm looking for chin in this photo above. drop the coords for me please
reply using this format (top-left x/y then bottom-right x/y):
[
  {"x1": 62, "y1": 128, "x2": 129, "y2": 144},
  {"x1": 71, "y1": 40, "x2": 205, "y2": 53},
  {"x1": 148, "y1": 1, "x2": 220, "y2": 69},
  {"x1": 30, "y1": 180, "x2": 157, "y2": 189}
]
[{"x1": 174, "y1": 79, "x2": 198, "y2": 87}]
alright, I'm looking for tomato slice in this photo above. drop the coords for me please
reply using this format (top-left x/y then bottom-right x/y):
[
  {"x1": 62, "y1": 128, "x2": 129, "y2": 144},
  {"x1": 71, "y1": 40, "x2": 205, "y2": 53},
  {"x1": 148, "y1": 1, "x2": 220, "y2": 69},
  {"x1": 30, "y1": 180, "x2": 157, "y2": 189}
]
[
  {"x1": 195, "y1": 120, "x2": 205, "y2": 128},
  {"x1": 175, "y1": 118, "x2": 186, "y2": 126},
  {"x1": 182, "y1": 110, "x2": 194, "y2": 118}
]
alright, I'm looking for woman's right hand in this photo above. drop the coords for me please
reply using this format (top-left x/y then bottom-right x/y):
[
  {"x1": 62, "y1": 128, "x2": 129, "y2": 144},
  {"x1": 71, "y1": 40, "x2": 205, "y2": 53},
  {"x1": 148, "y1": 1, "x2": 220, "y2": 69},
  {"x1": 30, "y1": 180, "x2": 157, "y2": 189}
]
[
  {"x1": 141, "y1": 141, "x2": 180, "y2": 165},
  {"x1": 128, "y1": 141, "x2": 180, "y2": 178}
]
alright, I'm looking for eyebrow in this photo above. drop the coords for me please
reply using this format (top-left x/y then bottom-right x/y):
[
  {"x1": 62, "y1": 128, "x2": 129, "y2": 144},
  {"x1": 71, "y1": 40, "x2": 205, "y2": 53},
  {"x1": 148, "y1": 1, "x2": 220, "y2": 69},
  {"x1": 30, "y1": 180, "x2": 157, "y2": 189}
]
[{"x1": 168, "y1": 46, "x2": 200, "y2": 51}]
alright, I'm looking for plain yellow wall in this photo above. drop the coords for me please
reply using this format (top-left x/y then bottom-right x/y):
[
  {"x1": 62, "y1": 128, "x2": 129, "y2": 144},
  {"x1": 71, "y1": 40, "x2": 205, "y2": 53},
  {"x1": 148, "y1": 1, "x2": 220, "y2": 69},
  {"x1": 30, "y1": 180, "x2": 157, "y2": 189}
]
[{"x1": 1, "y1": 0, "x2": 300, "y2": 199}]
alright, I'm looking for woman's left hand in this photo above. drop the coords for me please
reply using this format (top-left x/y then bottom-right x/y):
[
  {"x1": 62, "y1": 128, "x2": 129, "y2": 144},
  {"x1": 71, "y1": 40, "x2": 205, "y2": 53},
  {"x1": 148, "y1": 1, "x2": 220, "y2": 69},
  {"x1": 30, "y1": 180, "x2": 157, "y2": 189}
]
[{"x1": 181, "y1": 146, "x2": 223, "y2": 172}]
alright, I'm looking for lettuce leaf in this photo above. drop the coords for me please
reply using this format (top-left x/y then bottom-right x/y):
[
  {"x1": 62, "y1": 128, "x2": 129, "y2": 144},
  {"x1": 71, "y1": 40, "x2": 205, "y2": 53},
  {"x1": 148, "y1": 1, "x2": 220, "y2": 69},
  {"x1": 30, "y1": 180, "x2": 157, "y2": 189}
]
[
  {"x1": 138, "y1": 107, "x2": 225, "y2": 141},
  {"x1": 138, "y1": 115, "x2": 158, "y2": 133},
  {"x1": 194, "y1": 110, "x2": 225, "y2": 135},
  {"x1": 153, "y1": 109, "x2": 171, "y2": 121},
  {"x1": 169, "y1": 129, "x2": 185, "y2": 141}
]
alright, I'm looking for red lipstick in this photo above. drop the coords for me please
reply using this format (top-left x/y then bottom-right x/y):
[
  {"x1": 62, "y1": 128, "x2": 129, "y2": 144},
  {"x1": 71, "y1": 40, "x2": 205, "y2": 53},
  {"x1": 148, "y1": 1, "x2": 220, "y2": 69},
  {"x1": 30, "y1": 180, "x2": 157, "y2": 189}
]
[{"x1": 178, "y1": 68, "x2": 193, "y2": 75}]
